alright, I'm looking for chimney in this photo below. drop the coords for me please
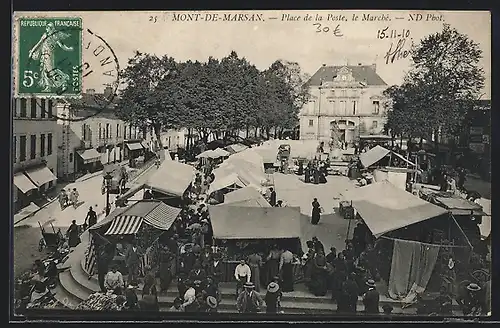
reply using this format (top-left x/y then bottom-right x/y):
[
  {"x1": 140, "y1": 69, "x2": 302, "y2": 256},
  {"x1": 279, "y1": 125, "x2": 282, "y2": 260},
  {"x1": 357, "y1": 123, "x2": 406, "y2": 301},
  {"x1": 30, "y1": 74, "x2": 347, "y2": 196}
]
[
  {"x1": 86, "y1": 88, "x2": 95, "y2": 95},
  {"x1": 322, "y1": 63, "x2": 326, "y2": 67},
  {"x1": 358, "y1": 63, "x2": 362, "y2": 66},
  {"x1": 371, "y1": 63, "x2": 377, "y2": 72},
  {"x1": 104, "y1": 86, "x2": 113, "y2": 98}
]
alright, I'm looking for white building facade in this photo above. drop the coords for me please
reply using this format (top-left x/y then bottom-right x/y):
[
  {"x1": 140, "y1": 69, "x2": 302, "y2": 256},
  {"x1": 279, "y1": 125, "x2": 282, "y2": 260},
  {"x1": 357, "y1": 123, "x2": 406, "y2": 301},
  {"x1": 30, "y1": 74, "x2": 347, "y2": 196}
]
[
  {"x1": 300, "y1": 64, "x2": 388, "y2": 144},
  {"x1": 56, "y1": 88, "x2": 143, "y2": 181},
  {"x1": 13, "y1": 98, "x2": 58, "y2": 211}
]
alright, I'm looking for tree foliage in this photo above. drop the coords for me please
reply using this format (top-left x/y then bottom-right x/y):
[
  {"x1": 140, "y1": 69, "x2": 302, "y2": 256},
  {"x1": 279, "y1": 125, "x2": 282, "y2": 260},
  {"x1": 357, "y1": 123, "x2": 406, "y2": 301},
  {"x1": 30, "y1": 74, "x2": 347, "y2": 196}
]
[
  {"x1": 384, "y1": 24, "x2": 485, "y2": 144},
  {"x1": 115, "y1": 51, "x2": 310, "y2": 144}
]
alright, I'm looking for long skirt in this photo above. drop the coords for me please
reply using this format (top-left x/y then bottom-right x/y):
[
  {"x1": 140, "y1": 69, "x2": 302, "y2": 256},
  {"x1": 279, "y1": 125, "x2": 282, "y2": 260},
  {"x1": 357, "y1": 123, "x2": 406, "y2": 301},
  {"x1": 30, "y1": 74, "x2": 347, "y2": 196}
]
[
  {"x1": 159, "y1": 261, "x2": 173, "y2": 292},
  {"x1": 249, "y1": 265, "x2": 261, "y2": 292},
  {"x1": 281, "y1": 263, "x2": 294, "y2": 292},
  {"x1": 266, "y1": 259, "x2": 279, "y2": 285},
  {"x1": 311, "y1": 210, "x2": 321, "y2": 225}
]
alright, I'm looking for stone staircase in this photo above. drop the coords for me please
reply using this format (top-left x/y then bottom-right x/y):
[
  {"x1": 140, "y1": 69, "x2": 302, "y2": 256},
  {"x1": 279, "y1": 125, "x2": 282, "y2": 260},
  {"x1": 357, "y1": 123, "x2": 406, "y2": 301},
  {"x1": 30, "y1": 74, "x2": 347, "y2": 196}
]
[{"x1": 56, "y1": 239, "x2": 462, "y2": 315}]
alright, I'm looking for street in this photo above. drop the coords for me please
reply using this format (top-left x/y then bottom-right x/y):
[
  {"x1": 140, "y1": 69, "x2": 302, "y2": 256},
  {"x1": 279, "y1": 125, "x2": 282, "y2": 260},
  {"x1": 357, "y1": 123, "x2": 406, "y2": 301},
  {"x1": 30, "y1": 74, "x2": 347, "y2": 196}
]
[{"x1": 13, "y1": 164, "x2": 158, "y2": 278}]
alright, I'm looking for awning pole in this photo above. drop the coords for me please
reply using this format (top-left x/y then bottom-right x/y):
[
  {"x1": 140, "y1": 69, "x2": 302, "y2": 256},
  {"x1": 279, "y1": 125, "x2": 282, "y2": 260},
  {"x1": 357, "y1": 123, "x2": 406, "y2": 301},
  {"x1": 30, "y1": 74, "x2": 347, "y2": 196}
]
[{"x1": 450, "y1": 212, "x2": 473, "y2": 249}]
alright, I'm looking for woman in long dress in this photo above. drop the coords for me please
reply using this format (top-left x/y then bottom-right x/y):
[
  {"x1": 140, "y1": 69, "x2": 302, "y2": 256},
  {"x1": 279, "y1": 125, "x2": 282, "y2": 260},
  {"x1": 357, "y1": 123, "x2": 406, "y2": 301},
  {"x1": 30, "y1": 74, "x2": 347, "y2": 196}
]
[
  {"x1": 28, "y1": 23, "x2": 74, "y2": 92},
  {"x1": 265, "y1": 246, "x2": 281, "y2": 285},
  {"x1": 311, "y1": 198, "x2": 321, "y2": 225}
]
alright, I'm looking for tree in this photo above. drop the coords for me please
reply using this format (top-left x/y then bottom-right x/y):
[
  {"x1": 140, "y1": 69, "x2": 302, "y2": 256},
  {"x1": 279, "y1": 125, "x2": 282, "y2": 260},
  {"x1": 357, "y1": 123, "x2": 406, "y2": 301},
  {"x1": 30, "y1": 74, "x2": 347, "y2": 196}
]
[
  {"x1": 116, "y1": 52, "x2": 181, "y2": 149},
  {"x1": 401, "y1": 24, "x2": 485, "y2": 147}
]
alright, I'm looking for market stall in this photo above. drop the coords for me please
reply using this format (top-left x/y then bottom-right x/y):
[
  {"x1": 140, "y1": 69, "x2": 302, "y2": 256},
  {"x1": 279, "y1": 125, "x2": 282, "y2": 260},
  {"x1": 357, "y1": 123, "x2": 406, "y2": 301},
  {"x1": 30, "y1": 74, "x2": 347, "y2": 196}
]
[
  {"x1": 223, "y1": 186, "x2": 271, "y2": 208},
  {"x1": 207, "y1": 205, "x2": 304, "y2": 283},
  {"x1": 116, "y1": 159, "x2": 195, "y2": 208},
  {"x1": 341, "y1": 180, "x2": 473, "y2": 305},
  {"x1": 85, "y1": 200, "x2": 181, "y2": 278}
]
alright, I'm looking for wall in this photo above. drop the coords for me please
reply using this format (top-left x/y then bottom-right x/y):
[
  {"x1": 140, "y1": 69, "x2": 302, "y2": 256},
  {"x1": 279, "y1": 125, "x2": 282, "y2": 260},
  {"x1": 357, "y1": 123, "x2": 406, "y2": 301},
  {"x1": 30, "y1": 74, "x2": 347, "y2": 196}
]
[
  {"x1": 56, "y1": 102, "x2": 142, "y2": 179},
  {"x1": 13, "y1": 98, "x2": 58, "y2": 204},
  {"x1": 160, "y1": 128, "x2": 188, "y2": 152}
]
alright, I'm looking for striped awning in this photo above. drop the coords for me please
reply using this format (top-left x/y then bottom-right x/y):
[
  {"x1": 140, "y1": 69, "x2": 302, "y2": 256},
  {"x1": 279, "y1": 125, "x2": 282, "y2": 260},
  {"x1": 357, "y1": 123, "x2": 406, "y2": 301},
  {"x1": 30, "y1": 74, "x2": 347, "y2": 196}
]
[
  {"x1": 104, "y1": 215, "x2": 143, "y2": 235},
  {"x1": 143, "y1": 202, "x2": 181, "y2": 230}
]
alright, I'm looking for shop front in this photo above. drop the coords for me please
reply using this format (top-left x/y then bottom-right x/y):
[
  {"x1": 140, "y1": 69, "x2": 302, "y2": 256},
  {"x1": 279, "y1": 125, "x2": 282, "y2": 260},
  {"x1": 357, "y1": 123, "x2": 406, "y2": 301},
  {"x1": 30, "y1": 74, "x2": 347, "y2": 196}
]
[
  {"x1": 76, "y1": 148, "x2": 102, "y2": 174},
  {"x1": 24, "y1": 164, "x2": 57, "y2": 193},
  {"x1": 13, "y1": 171, "x2": 39, "y2": 211}
]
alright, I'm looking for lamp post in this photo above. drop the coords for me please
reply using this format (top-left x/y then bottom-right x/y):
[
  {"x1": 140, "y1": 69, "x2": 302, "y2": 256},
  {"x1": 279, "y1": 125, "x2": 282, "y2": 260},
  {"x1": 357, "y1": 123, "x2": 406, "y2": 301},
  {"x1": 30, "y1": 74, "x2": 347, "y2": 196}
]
[
  {"x1": 104, "y1": 172, "x2": 113, "y2": 216},
  {"x1": 317, "y1": 85, "x2": 324, "y2": 140}
]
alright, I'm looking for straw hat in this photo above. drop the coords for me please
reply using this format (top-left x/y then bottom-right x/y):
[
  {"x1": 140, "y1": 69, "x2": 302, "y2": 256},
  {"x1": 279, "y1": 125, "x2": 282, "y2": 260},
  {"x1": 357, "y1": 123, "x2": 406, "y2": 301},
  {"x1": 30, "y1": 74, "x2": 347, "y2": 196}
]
[
  {"x1": 206, "y1": 296, "x2": 218, "y2": 309},
  {"x1": 267, "y1": 282, "x2": 279, "y2": 293},
  {"x1": 244, "y1": 282, "x2": 255, "y2": 289},
  {"x1": 366, "y1": 279, "x2": 376, "y2": 288},
  {"x1": 467, "y1": 283, "x2": 481, "y2": 291}
]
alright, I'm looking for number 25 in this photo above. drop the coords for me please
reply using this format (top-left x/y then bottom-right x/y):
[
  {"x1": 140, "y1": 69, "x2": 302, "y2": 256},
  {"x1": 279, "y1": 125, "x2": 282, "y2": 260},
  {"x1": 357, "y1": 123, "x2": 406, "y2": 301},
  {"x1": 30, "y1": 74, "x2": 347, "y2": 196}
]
[{"x1": 149, "y1": 16, "x2": 157, "y2": 23}]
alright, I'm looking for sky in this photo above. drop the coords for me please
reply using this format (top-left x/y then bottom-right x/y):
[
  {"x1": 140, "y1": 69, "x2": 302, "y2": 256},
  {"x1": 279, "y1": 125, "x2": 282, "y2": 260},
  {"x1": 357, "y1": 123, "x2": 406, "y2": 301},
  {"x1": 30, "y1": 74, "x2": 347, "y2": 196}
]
[{"x1": 15, "y1": 10, "x2": 491, "y2": 98}]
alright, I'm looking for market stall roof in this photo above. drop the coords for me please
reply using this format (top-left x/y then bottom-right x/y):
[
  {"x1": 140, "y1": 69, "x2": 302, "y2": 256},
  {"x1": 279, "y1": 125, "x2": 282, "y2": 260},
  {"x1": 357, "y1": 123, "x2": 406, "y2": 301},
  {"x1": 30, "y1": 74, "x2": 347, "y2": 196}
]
[
  {"x1": 208, "y1": 173, "x2": 246, "y2": 194},
  {"x1": 253, "y1": 148, "x2": 278, "y2": 163},
  {"x1": 225, "y1": 143, "x2": 248, "y2": 154},
  {"x1": 126, "y1": 142, "x2": 143, "y2": 151},
  {"x1": 213, "y1": 147, "x2": 230, "y2": 157},
  {"x1": 89, "y1": 207, "x2": 128, "y2": 231},
  {"x1": 25, "y1": 165, "x2": 57, "y2": 187},
  {"x1": 196, "y1": 150, "x2": 216, "y2": 159},
  {"x1": 214, "y1": 164, "x2": 266, "y2": 189},
  {"x1": 224, "y1": 186, "x2": 270, "y2": 207},
  {"x1": 96, "y1": 200, "x2": 181, "y2": 235},
  {"x1": 146, "y1": 159, "x2": 195, "y2": 196},
  {"x1": 225, "y1": 149, "x2": 264, "y2": 172},
  {"x1": 341, "y1": 180, "x2": 448, "y2": 237},
  {"x1": 208, "y1": 205, "x2": 301, "y2": 239},
  {"x1": 359, "y1": 145, "x2": 391, "y2": 168},
  {"x1": 433, "y1": 196, "x2": 486, "y2": 216},
  {"x1": 224, "y1": 198, "x2": 271, "y2": 207}
]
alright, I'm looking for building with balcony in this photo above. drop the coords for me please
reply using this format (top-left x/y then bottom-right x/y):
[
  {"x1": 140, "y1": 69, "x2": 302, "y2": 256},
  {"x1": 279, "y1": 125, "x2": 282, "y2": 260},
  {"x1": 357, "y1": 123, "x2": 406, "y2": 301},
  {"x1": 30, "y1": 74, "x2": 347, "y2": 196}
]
[
  {"x1": 13, "y1": 97, "x2": 58, "y2": 211},
  {"x1": 56, "y1": 87, "x2": 143, "y2": 181},
  {"x1": 299, "y1": 63, "x2": 388, "y2": 144}
]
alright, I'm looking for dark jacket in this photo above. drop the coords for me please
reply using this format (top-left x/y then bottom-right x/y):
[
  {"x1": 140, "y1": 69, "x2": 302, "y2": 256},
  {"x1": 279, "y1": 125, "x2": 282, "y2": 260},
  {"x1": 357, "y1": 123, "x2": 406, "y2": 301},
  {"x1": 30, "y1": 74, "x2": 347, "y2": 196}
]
[
  {"x1": 188, "y1": 268, "x2": 207, "y2": 282},
  {"x1": 206, "y1": 261, "x2": 224, "y2": 282},
  {"x1": 363, "y1": 288, "x2": 380, "y2": 314},
  {"x1": 125, "y1": 245, "x2": 143, "y2": 267}
]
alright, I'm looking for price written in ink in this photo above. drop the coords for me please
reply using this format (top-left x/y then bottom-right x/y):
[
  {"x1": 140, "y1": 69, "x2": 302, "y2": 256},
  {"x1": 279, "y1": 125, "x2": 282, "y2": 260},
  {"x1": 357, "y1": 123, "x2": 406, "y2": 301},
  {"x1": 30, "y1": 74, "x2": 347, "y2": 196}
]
[
  {"x1": 377, "y1": 27, "x2": 411, "y2": 40},
  {"x1": 313, "y1": 23, "x2": 343, "y2": 37}
]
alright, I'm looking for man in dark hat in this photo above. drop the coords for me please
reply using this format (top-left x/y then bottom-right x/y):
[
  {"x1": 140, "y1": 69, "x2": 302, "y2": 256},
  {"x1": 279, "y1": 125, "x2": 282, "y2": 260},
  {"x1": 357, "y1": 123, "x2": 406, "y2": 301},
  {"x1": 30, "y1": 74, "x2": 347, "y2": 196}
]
[
  {"x1": 312, "y1": 236, "x2": 324, "y2": 254},
  {"x1": 338, "y1": 273, "x2": 359, "y2": 313},
  {"x1": 203, "y1": 276, "x2": 220, "y2": 304},
  {"x1": 188, "y1": 262, "x2": 207, "y2": 286},
  {"x1": 159, "y1": 245, "x2": 175, "y2": 292},
  {"x1": 461, "y1": 283, "x2": 486, "y2": 316},
  {"x1": 124, "y1": 239, "x2": 142, "y2": 285},
  {"x1": 207, "y1": 252, "x2": 223, "y2": 286},
  {"x1": 362, "y1": 279, "x2": 380, "y2": 314},
  {"x1": 236, "y1": 282, "x2": 264, "y2": 313}
]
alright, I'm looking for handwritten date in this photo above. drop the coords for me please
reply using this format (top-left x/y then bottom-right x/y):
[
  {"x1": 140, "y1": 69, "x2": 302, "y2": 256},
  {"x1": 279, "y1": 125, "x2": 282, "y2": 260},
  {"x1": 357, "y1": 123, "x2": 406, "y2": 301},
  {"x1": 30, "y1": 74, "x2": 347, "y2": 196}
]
[
  {"x1": 377, "y1": 26, "x2": 411, "y2": 40},
  {"x1": 313, "y1": 23, "x2": 343, "y2": 37}
]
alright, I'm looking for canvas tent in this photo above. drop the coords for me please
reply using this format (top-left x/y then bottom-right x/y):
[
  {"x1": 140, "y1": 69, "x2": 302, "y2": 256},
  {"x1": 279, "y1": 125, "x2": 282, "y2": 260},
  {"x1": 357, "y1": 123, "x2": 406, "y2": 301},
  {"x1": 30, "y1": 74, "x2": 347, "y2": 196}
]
[
  {"x1": 341, "y1": 180, "x2": 448, "y2": 238},
  {"x1": 196, "y1": 150, "x2": 216, "y2": 159},
  {"x1": 223, "y1": 186, "x2": 270, "y2": 207},
  {"x1": 208, "y1": 173, "x2": 246, "y2": 195},
  {"x1": 225, "y1": 149, "x2": 264, "y2": 172},
  {"x1": 359, "y1": 145, "x2": 416, "y2": 168},
  {"x1": 213, "y1": 147, "x2": 230, "y2": 157},
  {"x1": 225, "y1": 143, "x2": 248, "y2": 154},
  {"x1": 146, "y1": 159, "x2": 195, "y2": 196},
  {"x1": 208, "y1": 205, "x2": 302, "y2": 240}
]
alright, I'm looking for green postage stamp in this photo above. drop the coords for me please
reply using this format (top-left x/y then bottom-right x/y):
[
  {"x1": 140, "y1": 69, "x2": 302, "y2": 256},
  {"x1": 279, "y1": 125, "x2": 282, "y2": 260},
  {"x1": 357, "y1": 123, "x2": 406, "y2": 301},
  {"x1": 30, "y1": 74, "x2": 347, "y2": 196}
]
[{"x1": 15, "y1": 17, "x2": 83, "y2": 97}]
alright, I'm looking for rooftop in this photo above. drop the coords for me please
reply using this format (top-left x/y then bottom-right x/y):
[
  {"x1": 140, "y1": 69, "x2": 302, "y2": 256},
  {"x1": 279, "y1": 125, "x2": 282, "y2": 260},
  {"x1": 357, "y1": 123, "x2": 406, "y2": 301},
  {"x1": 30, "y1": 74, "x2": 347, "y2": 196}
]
[{"x1": 307, "y1": 64, "x2": 387, "y2": 87}]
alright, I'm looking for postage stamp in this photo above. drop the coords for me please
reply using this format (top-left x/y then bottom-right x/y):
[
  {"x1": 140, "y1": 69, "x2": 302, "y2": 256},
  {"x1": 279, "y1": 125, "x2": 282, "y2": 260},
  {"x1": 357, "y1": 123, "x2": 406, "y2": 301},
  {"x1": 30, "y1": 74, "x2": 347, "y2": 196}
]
[{"x1": 15, "y1": 17, "x2": 83, "y2": 97}]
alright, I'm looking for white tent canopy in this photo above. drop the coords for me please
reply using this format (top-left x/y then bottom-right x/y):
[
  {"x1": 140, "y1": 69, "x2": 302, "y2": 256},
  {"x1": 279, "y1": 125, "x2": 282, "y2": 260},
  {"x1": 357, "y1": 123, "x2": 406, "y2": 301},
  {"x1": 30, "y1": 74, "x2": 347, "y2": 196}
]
[
  {"x1": 208, "y1": 173, "x2": 246, "y2": 194},
  {"x1": 196, "y1": 150, "x2": 217, "y2": 159},
  {"x1": 213, "y1": 147, "x2": 230, "y2": 157},
  {"x1": 146, "y1": 159, "x2": 195, "y2": 196},
  {"x1": 341, "y1": 180, "x2": 448, "y2": 237},
  {"x1": 359, "y1": 145, "x2": 416, "y2": 168}
]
